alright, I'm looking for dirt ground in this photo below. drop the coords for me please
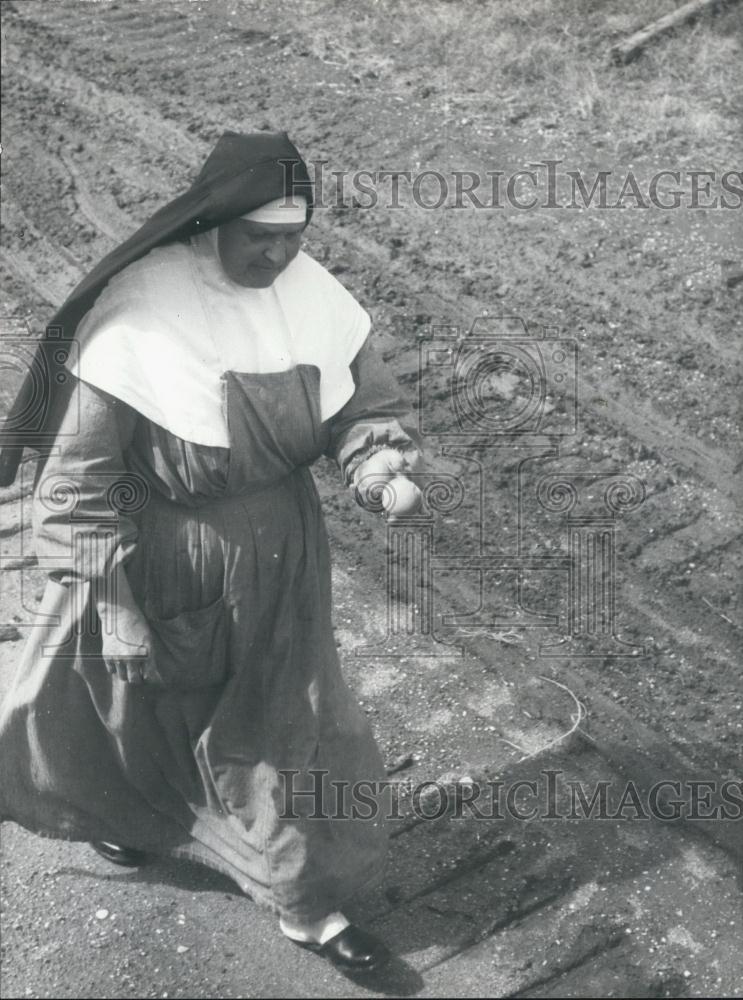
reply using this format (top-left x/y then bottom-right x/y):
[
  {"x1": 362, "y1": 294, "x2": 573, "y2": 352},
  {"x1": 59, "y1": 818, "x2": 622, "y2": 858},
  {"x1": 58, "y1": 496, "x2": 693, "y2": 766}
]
[{"x1": 0, "y1": 1, "x2": 742, "y2": 997}]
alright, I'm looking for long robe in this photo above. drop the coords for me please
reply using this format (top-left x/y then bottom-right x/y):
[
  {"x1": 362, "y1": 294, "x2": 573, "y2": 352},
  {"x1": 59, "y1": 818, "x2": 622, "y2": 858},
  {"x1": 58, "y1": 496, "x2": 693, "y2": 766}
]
[{"x1": 0, "y1": 258, "x2": 421, "y2": 922}]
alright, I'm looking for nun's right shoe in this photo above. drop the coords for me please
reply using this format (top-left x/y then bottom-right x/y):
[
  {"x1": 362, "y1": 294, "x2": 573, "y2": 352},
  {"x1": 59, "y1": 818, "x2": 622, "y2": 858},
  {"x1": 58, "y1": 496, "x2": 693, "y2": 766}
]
[
  {"x1": 90, "y1": 840, "x2": 148, "y2": 867},
  {"x1": 291, "y1": 924, "x2": 388, "y2": 970}
]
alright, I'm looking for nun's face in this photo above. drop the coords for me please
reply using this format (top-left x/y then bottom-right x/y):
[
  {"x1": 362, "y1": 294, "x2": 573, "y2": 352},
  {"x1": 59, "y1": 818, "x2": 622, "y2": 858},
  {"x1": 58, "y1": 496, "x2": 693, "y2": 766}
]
[{"x1": 216, "y1": 219, "x2": 304, "y2": 288}]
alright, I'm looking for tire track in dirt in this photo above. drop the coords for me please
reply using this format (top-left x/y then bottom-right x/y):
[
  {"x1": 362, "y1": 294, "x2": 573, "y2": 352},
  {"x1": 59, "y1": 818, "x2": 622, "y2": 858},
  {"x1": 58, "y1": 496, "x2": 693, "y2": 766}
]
[
  {"x1": 314, "y1": 221, "x2": 741, "y2": 497},
  {"x1": 2, "y1": 39, "x2": 203, "y2": 172},
  {"x1": 56, "y1": 149, "x2": 130, "y2": 244},
  {"x1": 1, "y1": 201, "x2": 81, "y2": 308}
]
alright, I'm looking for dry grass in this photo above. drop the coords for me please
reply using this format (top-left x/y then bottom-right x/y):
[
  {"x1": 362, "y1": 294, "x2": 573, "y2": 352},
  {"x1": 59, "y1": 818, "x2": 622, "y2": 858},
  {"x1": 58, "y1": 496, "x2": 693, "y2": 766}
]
[{"x1": 264, "y1": 0, "x2": 742, "y2": 151}]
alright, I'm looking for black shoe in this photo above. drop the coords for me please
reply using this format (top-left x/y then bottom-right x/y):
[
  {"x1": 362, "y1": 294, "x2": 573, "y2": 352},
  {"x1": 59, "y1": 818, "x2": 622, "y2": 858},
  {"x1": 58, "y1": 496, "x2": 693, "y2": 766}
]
[
  {"x1": 292, "y1": 924, "x2": 387, "y2": 970},
  {"x1": 90, "y1": 840, "x2": 148, "y2": 867}
]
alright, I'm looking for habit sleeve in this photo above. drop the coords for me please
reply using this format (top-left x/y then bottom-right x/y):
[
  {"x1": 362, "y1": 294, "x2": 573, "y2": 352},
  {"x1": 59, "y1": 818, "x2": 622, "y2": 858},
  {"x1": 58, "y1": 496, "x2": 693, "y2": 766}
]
[
  {"x1": 32, "y1": 376, "x2": 141, "y2": 586},
  {"x1": 326, "y1": 335, "x2": 425, "y2": 486}
]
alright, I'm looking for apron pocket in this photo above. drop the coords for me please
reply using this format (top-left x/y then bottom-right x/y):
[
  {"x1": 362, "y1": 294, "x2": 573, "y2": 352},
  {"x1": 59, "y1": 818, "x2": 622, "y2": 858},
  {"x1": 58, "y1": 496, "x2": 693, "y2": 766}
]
[{"x1": 147, "y1": 596, "x2": 229, "y2": 690}]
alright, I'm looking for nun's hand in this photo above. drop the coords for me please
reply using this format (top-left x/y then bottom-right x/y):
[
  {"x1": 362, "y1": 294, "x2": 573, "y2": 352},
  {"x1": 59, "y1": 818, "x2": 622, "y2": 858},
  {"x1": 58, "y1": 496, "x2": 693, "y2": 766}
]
[
  {"x1": 353, "y1": 448, "x2": 410, "y2": 511},
  {"x1": 100, "y1": 609, "x2": 155, "y2": 685},
  {"x1": 353, "y1": 448, "x2": 425, "y2": 517},
  {"x1": 381, "y1": 475, "x2": 423, "y2": 520}
]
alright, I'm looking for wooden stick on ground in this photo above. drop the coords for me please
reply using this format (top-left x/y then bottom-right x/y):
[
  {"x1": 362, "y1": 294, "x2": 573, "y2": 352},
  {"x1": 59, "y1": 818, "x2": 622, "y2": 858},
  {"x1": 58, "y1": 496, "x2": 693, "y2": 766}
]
[{"x1": 610, "y1": 0, "x2": 732, "y2": 64}]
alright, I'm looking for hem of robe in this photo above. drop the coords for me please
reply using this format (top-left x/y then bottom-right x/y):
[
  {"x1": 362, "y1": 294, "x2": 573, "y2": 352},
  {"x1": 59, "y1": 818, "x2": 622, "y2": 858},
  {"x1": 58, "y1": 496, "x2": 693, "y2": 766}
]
[{"x1": 0, "y1": 814, "x2": 387, "y2": 922}]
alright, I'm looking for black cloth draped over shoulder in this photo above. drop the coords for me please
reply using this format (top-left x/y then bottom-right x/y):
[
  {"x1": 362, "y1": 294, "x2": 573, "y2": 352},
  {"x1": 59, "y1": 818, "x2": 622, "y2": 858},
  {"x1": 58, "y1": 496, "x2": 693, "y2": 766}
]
[{"x1": 0, "y1": 131, "x2": 314, "y2": 486}]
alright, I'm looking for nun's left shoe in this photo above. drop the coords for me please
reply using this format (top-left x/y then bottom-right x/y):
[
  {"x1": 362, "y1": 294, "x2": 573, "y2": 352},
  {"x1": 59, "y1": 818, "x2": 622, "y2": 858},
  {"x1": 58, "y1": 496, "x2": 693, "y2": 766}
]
[
  {"x1": 90, "y1": 840, "x2": 148, "y2": 867},
  {"x1": 291, "y1": 924, "x2": 387, "y2": 970}
]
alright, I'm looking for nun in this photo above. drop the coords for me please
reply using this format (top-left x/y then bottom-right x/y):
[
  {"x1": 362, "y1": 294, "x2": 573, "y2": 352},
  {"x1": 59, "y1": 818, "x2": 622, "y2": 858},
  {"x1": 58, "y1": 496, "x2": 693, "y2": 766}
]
[{"x1": 0, "y1": 131, "x2": 423, "y2": 970}]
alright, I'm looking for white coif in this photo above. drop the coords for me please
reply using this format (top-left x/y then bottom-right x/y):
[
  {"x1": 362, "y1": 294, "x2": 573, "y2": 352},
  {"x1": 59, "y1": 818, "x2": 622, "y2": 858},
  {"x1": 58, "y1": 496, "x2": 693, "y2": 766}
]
[{"x1": 67, "y1": 233, "x2": 370, "y2": 447}]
